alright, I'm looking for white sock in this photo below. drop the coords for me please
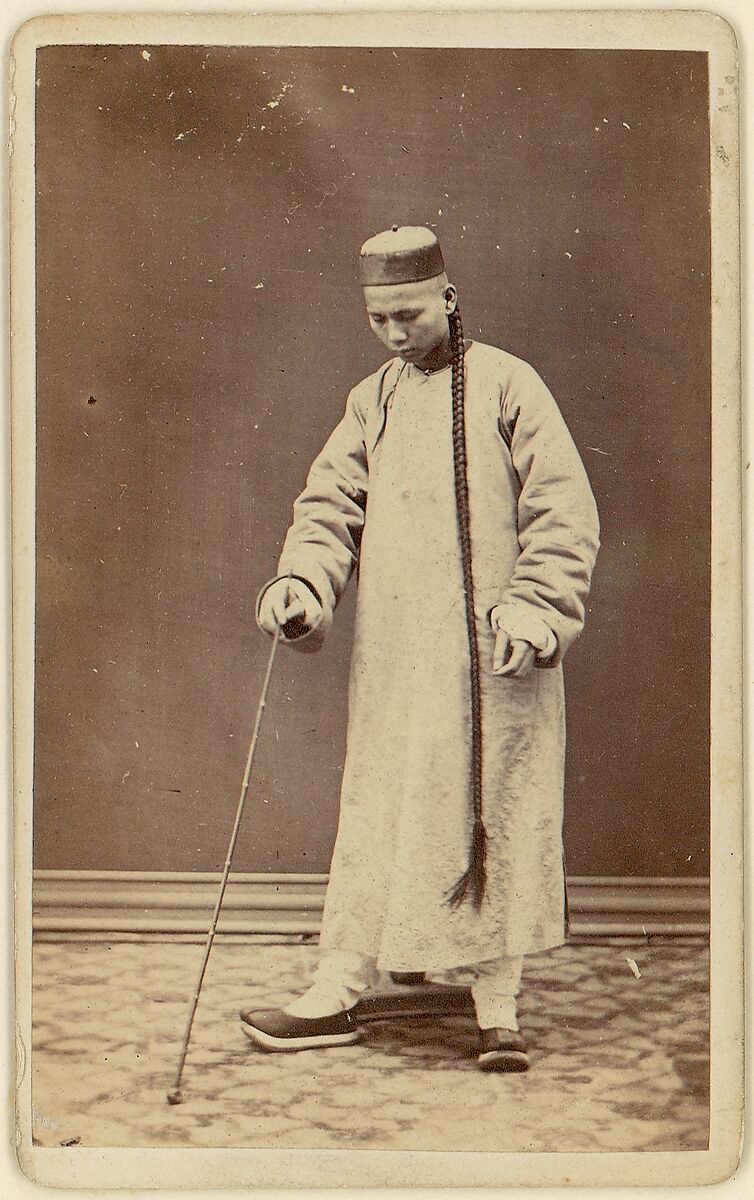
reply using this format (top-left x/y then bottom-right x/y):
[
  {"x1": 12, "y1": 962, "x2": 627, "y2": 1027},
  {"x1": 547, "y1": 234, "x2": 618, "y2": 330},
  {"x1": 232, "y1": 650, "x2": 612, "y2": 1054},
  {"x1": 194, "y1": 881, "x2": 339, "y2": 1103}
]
[
  {"x1": 283, "y1": 982, "x2": 361, "y2": 1018},
  {"x1": 283, "y1": 950, "x2": 377, "y2": 1018},
  {"x1": 471, "y1": 954, "x2": 524, "y2": 1031}
]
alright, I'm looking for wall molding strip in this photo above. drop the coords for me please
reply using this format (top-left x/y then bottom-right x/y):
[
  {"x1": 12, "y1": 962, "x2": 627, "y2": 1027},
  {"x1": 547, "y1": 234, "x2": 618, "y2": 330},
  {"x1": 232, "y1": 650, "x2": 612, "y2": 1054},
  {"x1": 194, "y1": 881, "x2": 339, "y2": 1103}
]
[{"x1": 30, "y1": 871, "x2": 709, "y2": 941}]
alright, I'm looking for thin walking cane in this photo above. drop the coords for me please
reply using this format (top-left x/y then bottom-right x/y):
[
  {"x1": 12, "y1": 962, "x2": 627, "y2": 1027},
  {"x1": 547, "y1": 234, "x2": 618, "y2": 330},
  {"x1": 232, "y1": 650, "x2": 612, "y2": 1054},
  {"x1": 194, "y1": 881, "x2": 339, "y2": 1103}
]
[{"x1": 166, "y1": 619, "x2": 284, "y2": 1105}]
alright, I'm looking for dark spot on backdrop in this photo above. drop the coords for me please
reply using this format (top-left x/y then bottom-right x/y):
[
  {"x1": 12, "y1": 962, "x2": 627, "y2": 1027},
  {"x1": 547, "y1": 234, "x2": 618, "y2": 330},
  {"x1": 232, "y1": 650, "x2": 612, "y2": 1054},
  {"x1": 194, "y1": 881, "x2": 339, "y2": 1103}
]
[{"x1": 34, "y1": 46, "x2": 710, "y2": 875}]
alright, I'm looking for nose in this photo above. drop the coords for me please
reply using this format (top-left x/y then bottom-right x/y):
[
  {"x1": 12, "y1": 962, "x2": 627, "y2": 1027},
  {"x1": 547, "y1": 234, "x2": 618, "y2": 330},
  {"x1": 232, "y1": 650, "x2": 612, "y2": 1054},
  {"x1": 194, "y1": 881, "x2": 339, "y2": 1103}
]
[{"x1": 386, "y1": 320, "x2": 408, "y2": 348}]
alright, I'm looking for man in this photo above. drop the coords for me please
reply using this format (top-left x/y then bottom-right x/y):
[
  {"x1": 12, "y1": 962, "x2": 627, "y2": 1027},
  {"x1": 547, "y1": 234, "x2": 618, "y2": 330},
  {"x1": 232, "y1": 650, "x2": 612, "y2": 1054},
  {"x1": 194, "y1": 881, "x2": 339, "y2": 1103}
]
[{"x1": 241, "y1": 225, "x2": 599, "y2": 1071}]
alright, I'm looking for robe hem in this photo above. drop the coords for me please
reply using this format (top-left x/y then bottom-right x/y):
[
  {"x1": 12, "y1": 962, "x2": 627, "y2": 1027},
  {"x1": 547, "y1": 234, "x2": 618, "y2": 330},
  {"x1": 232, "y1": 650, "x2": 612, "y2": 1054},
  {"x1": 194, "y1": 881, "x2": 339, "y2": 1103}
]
[{"x1": 320, "y1": 927, "x2": 567, "y2": 974}]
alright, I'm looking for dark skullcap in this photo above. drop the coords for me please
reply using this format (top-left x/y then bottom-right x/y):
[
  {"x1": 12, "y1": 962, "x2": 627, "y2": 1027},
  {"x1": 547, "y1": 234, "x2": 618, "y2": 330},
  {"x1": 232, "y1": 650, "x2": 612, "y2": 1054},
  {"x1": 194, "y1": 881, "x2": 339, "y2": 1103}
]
[{"x1": 359, "y1": 225, "x2": 445, "y2": 286}]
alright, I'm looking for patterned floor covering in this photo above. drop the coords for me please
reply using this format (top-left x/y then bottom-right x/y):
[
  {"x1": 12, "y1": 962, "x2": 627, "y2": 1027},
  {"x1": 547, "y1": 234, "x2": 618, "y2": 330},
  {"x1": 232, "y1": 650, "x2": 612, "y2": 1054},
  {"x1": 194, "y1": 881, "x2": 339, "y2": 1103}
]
[{"x1": 29, "y1": 938, "x2": 709, "y2": 1152}]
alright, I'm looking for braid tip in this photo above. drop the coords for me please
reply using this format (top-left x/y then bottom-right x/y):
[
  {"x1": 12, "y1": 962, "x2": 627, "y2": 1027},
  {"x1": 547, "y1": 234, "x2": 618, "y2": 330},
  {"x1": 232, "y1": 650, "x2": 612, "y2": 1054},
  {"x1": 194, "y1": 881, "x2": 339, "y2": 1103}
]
[
  {"x1": 445, "y1": 820, "x2": 487, "y2": 911},
  {"x1": 445, "y1": 867, "x2": 475, "y2": 911}
]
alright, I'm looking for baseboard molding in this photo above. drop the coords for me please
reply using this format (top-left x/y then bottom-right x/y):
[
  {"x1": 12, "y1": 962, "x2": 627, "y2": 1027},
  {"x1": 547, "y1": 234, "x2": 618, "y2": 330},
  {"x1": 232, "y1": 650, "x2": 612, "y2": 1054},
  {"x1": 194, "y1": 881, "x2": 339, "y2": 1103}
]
[{"x1": 30, "y1": 870, "x2": 709, "y2": 941}]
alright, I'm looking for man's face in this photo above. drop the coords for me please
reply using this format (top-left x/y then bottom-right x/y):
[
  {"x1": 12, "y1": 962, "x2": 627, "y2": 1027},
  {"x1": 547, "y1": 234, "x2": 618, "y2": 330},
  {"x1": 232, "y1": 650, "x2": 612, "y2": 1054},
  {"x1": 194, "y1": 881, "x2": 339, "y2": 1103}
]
[{"x1": 362, "y1": 277, "x2": 453, "y2": 368}]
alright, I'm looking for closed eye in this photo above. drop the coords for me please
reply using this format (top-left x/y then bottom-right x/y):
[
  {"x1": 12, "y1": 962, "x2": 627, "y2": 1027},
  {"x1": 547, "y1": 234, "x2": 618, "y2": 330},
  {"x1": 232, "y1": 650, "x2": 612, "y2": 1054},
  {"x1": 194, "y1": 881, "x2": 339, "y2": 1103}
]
[{"x1": 368, "y1": 310, "x2": 421, "y2": 323}]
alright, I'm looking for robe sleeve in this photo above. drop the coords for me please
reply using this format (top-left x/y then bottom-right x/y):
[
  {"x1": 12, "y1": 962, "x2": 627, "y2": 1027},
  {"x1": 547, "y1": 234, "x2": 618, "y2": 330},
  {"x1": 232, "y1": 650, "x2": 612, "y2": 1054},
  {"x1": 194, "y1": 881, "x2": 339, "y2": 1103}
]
[
  {"x1": 496, "y1": 362, "x2": 600, "y2": 667},
  {"x1": 258, "y1": 387, "x2": 370, "y2": 649}
]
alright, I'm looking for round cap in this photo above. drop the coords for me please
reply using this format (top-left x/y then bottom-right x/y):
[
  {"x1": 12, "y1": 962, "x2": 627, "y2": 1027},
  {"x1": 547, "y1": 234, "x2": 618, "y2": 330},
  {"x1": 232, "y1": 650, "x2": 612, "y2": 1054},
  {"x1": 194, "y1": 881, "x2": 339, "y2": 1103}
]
[{"x1": 359, "y1": 226, "x2": 445, "y2": 286}]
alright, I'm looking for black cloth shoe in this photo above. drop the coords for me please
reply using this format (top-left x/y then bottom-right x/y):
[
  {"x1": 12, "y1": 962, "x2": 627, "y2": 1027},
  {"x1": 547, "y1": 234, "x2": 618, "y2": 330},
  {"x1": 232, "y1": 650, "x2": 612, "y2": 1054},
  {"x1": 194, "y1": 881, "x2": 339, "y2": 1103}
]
[
  {"x1": 389, "y1": 971, "x2": 427, "y2": 986},
  {"x1": 239, "y1": 1006, "x2": 359, "y2": 1052},
  {"x1": 477, "y1": 1028, "x2": 530, "y2": 1072}
]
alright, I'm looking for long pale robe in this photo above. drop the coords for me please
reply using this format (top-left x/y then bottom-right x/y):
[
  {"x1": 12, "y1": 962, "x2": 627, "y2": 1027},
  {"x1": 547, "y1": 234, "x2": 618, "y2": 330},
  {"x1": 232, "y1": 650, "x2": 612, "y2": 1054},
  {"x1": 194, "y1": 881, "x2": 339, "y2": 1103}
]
[{"x1": 265, "y1": 342, "x2": 600, "y2": 971}]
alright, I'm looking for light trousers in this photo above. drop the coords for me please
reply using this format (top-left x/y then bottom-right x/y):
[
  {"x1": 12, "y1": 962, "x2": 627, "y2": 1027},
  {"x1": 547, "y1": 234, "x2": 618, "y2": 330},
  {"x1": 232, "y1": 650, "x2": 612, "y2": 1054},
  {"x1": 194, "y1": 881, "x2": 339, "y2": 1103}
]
[{"x1": 284, "y1": 949, "x2": 524, "y2": 1030}]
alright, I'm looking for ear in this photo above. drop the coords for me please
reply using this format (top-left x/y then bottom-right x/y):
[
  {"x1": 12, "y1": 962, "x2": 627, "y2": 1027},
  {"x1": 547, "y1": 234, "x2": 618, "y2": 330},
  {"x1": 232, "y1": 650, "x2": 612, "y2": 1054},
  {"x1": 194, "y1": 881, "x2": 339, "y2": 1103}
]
[{"x1": 444, "y1": 283, "x2": 458, "y2": 314}]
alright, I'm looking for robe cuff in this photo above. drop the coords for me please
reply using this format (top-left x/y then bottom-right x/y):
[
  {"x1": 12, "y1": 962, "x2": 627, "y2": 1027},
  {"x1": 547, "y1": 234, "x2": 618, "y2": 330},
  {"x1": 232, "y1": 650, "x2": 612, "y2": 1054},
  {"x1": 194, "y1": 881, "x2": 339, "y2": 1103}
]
[
  {"x1": 489, "y1": 603, "x2": 558, "y2": 664},
  {"x1": 255, "y1": 575, "x2": 327, "y2": 653}
]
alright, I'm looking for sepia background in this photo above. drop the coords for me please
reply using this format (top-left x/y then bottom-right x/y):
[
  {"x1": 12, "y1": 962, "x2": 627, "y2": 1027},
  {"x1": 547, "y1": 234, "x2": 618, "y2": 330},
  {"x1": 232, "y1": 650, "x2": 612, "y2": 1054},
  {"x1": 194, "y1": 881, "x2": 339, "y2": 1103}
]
[{"x1": 33, "y1": 45, "x2": 710, "y2": 883}]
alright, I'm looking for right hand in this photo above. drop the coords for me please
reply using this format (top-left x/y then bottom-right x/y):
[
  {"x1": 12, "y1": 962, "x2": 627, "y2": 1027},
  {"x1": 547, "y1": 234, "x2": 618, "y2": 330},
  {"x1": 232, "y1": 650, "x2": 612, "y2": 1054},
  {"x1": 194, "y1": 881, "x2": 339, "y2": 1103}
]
[{"x1": 257, "y1": 578, "x2": 322, "y2": 638}]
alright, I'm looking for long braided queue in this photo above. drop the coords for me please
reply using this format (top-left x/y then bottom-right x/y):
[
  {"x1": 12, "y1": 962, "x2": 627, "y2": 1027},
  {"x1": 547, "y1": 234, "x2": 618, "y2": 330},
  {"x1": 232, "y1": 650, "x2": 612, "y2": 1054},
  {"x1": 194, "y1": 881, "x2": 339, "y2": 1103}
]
[{"x1": 445, "y1": 306, "x2": 487, "y2": 910}]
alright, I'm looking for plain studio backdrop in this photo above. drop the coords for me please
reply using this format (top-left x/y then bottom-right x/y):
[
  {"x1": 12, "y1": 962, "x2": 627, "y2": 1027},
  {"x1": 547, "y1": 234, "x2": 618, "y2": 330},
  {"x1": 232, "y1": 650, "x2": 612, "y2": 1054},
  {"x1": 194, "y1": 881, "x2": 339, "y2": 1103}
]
[{"x1": 33, "y1": 45, "x2": 710, "y2": 880}]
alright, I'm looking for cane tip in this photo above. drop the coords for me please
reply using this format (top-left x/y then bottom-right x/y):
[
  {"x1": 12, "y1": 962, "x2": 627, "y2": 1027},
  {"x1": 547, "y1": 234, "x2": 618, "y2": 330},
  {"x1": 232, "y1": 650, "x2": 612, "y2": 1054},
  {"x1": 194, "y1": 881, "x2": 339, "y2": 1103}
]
[{"x1": 166, "y1": 1089, "x2": 184, "y2": 1106}]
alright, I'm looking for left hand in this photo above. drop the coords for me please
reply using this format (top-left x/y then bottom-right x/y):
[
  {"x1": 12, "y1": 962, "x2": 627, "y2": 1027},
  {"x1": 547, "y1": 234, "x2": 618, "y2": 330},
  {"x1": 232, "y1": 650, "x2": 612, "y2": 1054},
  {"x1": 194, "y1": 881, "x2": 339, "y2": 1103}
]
[{"x1": 493, "y1": 630, "x2": 536, "y2": 678}]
